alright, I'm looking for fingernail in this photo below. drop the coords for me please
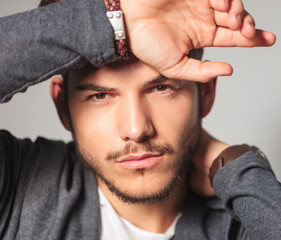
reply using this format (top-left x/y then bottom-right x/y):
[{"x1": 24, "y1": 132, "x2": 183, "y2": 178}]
[{"x1": 237, "y1": 15, "x2": 242, "y2": 26}]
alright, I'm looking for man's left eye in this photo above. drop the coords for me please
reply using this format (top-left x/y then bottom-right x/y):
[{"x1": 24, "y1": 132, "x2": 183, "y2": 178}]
[
  {"x1": 155, "y1": 85, "x2": 169, "y2": 91},
  {"x1": 149, "y1": 85, "x2": 175, "y2": 95}
]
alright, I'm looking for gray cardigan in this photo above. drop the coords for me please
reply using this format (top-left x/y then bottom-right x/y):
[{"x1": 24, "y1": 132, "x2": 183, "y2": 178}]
[
  {"x1": 0, "y1": 0, "x2": 280, "y2": 239},
  {"x1": 0, "y1": 131, "x2": 280, "y2": 240},
  {"x1": 0, "y1": 0, "x2": 117, "y2": 103}
]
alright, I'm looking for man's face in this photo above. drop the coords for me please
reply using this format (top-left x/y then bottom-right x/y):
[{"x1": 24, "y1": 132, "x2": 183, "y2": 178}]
[{"x1": 66, "y1": 58, "x2": 201, "y2": 203}]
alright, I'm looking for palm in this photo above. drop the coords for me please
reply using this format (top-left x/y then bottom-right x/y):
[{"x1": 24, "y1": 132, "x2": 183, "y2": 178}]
[{"x1": 121, "y1": 0, "x2": 276, "y2": 82}]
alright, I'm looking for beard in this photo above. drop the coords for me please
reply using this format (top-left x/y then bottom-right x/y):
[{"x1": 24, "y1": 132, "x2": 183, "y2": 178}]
[{"x1": 74, "y1": 119, "x2": 201, "y2": 205}]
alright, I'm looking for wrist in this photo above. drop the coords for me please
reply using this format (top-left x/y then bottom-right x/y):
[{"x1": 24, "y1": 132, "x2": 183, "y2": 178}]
[
  {"x1": 209, "y1": 145, "x2": 270, "y2": 186},
  {"x1": 209, "y1": 145, "x2": 252, "y2": 186}
]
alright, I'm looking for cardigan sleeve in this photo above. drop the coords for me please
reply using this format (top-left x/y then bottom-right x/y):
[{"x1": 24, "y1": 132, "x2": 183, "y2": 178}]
[
  {"x1": 0, "y1": 130, "x2": 38, "y2": 238},
  {"x1": 213, "y1": 151, "x2": 281, "y2": 240},
  {"x1": 0, "y1": 0, "x2": 117, "y2": 103}
]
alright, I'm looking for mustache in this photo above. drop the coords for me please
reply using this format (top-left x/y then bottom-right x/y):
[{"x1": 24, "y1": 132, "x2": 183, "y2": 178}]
[{"x1": 105, "y1": 142, "x2": 174, "y2": 161}]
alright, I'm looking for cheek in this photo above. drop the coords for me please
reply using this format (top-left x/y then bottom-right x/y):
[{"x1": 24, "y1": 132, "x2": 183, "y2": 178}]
[
  {"x1": 150, "y1": 91, "x2": 199, "y2": 144},
  {"x1": 69, "y1": 102, "x2": 117, "y2": 159}
]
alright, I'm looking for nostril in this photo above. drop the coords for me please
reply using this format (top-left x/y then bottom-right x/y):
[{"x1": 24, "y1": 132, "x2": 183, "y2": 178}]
[{"x1": 123, "y1": 137, "x2": 130, "y2": 142}]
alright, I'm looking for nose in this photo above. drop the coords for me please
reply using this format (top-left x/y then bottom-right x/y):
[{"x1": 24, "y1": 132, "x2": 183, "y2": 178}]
[{"x1": 117, "y1": 95, "x2": 155, "y2": 142}]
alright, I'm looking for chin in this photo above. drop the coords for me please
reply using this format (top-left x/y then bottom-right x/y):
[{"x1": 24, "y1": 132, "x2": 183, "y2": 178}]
[{"x1": 97, "y1": 169, "x2": 185, "y2": 204}]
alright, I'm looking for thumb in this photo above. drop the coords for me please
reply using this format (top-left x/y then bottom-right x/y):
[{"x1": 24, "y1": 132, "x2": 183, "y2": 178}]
[{"x1": 162, "y1": 57, "x2": 233, "y2": 82}]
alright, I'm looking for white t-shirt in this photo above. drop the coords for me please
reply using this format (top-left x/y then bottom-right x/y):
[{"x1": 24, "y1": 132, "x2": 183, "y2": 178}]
[{"x1": 98, "y1": 188, "x2": 182, "y2": 240}]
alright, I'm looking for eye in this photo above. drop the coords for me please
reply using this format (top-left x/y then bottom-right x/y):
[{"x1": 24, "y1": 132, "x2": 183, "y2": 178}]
[
  {"x1": 155, "y1": 85, "x2": 169, "y2": 92},
  {"x1": 148, "y1": 85, "x2": 176, "y2": 96},
  {"x1": 93, "y1": 93, "x2": 108, "y2": 100},
  {"x1": 86, "y1": 92, "x2": 114, "y2": 103}
]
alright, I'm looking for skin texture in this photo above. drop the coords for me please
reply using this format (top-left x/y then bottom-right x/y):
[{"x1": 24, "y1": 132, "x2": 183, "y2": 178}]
[{"x1": 50, "y1": 57, "x2": 226, "y2": 232}]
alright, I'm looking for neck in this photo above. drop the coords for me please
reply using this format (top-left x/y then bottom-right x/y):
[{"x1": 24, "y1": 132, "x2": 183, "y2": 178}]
[{"x1": 98, "y1": 177, "x2": 187, "y2": 233}]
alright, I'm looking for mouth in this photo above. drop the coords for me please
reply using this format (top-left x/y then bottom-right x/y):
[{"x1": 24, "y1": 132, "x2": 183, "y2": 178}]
[{"x1": 117, "y1": 153, "x2": 163, "y2": 170}]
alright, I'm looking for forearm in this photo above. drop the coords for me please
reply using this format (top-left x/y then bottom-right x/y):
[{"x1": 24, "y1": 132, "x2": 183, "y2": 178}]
[
  {"x1": 0, "y1": 0, "x2": 117, "y2": 103},
  {"x1": 213, "y1": 152, "x2": 281, "y2": 239}
]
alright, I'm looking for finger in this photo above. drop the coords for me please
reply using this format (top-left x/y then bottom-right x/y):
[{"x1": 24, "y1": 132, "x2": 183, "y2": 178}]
[
  {"x1": 209, "y1": 0, "x2": 230, "y2": 12},
  {"x1": 228, "y1": 0, "x2": 245, "y2": 30},
  {"x1": 214, "y1": 11, "x2": 231, "y2": 27},
  {"x1": 215, "y1": 10, "x2": 256, "y2": 38},
  {"x1": 213, "y1": 28, "x2": 276, "y2": 47},
  {"x1": 211, "y1": 0, "x2": 246, "y2": 30},
  {"x1": 162, "y1": 57, "x2": 233, "y2": 83},
  {"x1": 240, "y1": 12, "x2": 256, "y2": 39}
]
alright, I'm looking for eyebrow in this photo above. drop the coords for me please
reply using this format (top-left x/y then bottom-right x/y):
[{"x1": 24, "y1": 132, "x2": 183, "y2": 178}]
[
  {"x1": 75, "y1": 75, "x2": 168, "y2": 92},
  {"x1": 75, "y1": 83, "x2": 116, "y2": 92},
  {"x1": 142, "y1": 75, "x2": 168, "y2": 88}
]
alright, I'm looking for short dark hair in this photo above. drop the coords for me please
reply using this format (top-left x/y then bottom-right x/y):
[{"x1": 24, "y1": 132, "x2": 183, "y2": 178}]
[{"x1": 39, "y1": 0, "x2": 60, "y2": 7}]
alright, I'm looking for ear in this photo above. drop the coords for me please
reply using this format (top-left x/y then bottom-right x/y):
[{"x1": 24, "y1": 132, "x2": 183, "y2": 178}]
[
  {"x1": 201, "y1": 78, "x2": 217, "y2": 118},
  {"x1": 50, "y1": 76, "x2": 72, "y2": 131}
]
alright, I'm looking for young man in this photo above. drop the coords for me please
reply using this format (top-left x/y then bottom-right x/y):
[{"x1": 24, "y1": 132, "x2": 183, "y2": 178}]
[
  {"x1": 48, "y1": 55, "x2": 281, "y2": 240},
  {"x1": 0, "y1": 0, "x2": 280, "y2": 239}
]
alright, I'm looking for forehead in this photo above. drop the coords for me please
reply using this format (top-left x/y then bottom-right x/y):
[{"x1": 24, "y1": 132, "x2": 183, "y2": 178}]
[
  {"x1": 67, "y1": 57, "x2": 161, "y2": 88},
  {"x1": 66, "y1": 48, "x2": 204, "y2": 89}
]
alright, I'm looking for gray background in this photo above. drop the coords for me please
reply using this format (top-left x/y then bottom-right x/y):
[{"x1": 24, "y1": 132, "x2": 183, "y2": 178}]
[{"x1": 0, "y1": 0, "x2": 281, "y2": 180}]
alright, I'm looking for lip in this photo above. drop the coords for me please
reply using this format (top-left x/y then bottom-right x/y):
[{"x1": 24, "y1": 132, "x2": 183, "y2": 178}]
[{"x1": 117, "y1": 153, "x2": 163, "y2": 170}]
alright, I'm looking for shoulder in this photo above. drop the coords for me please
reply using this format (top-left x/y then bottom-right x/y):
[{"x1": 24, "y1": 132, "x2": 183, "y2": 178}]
[
  {"x1": 0, "y1": 130, "x2": 80, "y2": 188},
  {"x1": 0, "y1": 129, "x2": 70, "y2": 165}
]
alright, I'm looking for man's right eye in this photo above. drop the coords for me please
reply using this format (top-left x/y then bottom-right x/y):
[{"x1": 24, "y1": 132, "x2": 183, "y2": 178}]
[
  {"x1": 92, "y1": 93, "x2": 108, "y2": 100},
  {"x1": 86, "y1": 92, "x2": 113, "y2": 103}
]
